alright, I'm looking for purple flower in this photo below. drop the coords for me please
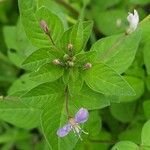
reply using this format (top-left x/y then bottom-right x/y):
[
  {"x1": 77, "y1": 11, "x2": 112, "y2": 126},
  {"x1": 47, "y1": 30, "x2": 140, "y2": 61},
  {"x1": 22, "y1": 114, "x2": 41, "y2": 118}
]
[{"x1": 57, "y1": 108, "x2": 89, "y2": 140}]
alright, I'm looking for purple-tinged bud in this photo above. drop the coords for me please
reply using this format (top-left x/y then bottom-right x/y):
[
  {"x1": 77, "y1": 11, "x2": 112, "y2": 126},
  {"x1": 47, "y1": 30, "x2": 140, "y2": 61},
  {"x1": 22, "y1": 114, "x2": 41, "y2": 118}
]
[
  {"x1": 84, "y1": 63, "x2": 92, "y2": 69},
  {"x1": 40, "y1": 20, "x2": 49, "y2": 34},
  {"x1": 52, "y1": 59, "x2": 61, "y2": 65},
  {"x1": 67, "y1": 43, "x2": 73, "y2": 50}
]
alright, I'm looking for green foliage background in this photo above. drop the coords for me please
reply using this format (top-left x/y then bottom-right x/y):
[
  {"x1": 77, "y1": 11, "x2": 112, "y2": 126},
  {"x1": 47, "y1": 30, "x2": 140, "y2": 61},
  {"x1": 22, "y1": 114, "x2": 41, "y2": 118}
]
[{"x1": 0, "y1": 0, "x2": 150, "y2": 149}]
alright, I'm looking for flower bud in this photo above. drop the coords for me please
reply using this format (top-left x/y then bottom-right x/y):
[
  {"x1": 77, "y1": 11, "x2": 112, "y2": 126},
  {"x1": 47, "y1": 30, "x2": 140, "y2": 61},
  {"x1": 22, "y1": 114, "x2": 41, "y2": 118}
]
[
  {"x1": 84, "y1": 63, "x2": 92, "y2": 69},
  {"x1": 52, "y1": 59, "x2": 61, "y2": 65},
  {"x1": 68, "y1": 61, "x2": 74, "y2": 67},
  {"x1": 67, "y1": 43, "x2": 73, "y2": 50},
  {"x1": 40, "y1": 20, "x2": 49, "y2": 34},
  {"x1": 63, "y1": 54, "x2": 70, "y2": 60}
]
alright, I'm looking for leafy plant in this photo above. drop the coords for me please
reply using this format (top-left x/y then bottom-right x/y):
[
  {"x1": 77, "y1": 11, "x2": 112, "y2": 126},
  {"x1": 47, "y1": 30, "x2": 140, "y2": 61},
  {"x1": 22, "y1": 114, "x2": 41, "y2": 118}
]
[{"x1": 0, "y1": 0, "x2": 150, "y2": 149}]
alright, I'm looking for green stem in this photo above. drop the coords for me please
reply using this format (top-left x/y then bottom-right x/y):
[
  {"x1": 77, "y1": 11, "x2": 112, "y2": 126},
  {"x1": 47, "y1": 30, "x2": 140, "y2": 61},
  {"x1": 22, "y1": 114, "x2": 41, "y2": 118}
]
[{"x1": 65, "y1": 86, "x2": 70, "y2": 118}]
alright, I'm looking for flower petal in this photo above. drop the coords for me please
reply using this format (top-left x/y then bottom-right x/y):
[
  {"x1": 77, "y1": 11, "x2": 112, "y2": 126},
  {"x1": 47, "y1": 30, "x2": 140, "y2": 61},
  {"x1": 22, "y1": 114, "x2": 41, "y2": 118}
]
[
  {"x1": 57, "y1": 124, "x2": 72, "y2": 137},
  {"x1": 75, "y1": 108, "x2": 89, "y2": 123}
]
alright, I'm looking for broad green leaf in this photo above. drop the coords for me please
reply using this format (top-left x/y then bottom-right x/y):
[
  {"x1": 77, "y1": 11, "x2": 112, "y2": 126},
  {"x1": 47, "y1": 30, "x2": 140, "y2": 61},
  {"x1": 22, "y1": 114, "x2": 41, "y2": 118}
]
[
  {"x1": 0, "y1": 100, "x2": 41, "y2": 129},
  {"x1": 143, "y1": 42, "x2": 150, "y2": 75},
  {"x1": 91, "y1": 30, "x2": 141, "y2": 73},
  {"x1": 139, "y1": 15, "x2": 150, "y2": 44},
  {"x1": 36, "y1": 7, "x2": 64, "y2": 44},
  {"x1": 111, "y1": 141, "x2": 139, "y2": 150},
  {"x1": 0, "y1": 129, "x2": 31, "y2": 144},
  {"x1": 84, "y1": 63, "x2": 135, "y2": 96},
  {"x1": 119, "y1": 123, "x2": 142, "y2": 144},
  {"x1": 93, "y1": 9, "x2": 127, "y2": 35},
  {"x1": 130, "y1": 0, "x2": 150, "y2": 5},
  {"x1": 143, "y1": 100, "x2": 150, "y2": 119},
  {"x1": 146, "y1": 76, "x2": 150, "y2": 91},
  {"x1": 110, "y1": 102, "x2": 136, "y2": 123},
  {"x1": 22, "y1": 48, "x2": 59, "y2": 71},
  {"x1": 3, "y1": 26, "x2": 17, "y2": 50},
  {"x1": 3, "y1": 19, "x2": 36, "y2": 67},
  {"x1": 72, "y1": 84, "x2": 113, "y2": 110},
  {"x1": 141, "y1": 120, "x2": 150, "y2": 147},
  {"x1": 37, "y1": 0, "x2": 68, "y2": 29},
  {"x1": 59, "y1": 21, "x2": 93, "y2": 54},
  {"x1": 21, "y1": 80, "x2": 64, "y2": 108},
  {"x1": 75, "y1": 50, "x2": 97, "y2": 66},
  {"x1": 19, "y1": 0, "x2": 64, "y2": 48},
  {"x1": 41, "y1": 95, "x2": 80, "y2": 150},
  {"x1": 92, "y1": 0, "x2": 121, "y2": 10},
  {"x1": 82, "y1": 21, "x2": 93, "y2": 49},
  {"x1": 68, "y1": 68, "x2": 83, "y2": 96},
  {"x1": 30, "y1": 63, "x2": 64, "y2": 84},
  {"x1": 76, "y1": 130, "x2": 112, "y2": 150},
  {"x1": 8, "y1": 74, "x2": 39, "y2": 95},
  {"x1": 85, "y1": 110, "x2": 102, "y2": 138},
  {"x1": 119, "y1": 76, "x2": 144, "y2": 102}
]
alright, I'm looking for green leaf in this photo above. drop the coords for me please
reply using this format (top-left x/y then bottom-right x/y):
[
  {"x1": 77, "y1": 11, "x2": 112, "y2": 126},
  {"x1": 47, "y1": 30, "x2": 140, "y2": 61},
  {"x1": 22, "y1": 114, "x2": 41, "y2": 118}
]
[
  {"x1": 91, "y1": 30, "x2": 141, "y2": 73},
  {"x1": 143, "y1": 42, "x2": 150, "y2": 75},
  {"x1": 119, "y1": 123, "x2": 142, "y2": 144},
  {"x1": 146, "y1": 76, "x2": 150, "y2": 91},
  {"x1": 30, "y1": 63, "x2": 64, "y2": 84},
  {"x1": 119, "y1": 76, "x2": 144, "y2": 102},
  {"x1": 141, "y1": 120, "x2": 150, "y2": 147},
  {"x1": 22, "y1": 48, "x2": 59, "y2": 71},
  {"x1": 68, "y1": 68, "x2": 83, "y2": 96},
  {"x1": 130, "y1": 0, "x2": 150, "y2": 5},
  {"x1": 85, "y1": 110, "x2": 102, "y2": 138},
  {"x1": 72, "y1": 84, "x2": 112, "y2": 110},
  {"x1": 84, "y1": 63, "x2": 135, "y2": 96},
  {"x1": 111, "y1": 141, "x2": 139, "y2": 150},
  {"x1": 36, "y1": 7, "x2": 64, "y2": 44},
  {"x1": 75, "y1": 50, "x2": 97, "y2": 66},
  {"x1": 8, "y1": 74, "x2": 39, "y2": 95},
  {"x1": 92, "y1": 0, "x2": 121, "y2": 10},
  {"x1": 41, "y1": 95, "x2": 79, "y2": 150},
  {"x1": 139, "y1": 15, "x2": 150, "y2": 43},
  {"x1": 0, "y1": 100, "x2": 41, "y2": 129},
  {"x1": 143, "y1": 100, "x2": 150, "y2": 119},
  {"x1": 59, "y1": 21, "x2": 93, "y2": 54},
  {"x1": 19, "y1": 0, "x2": 64, "y2": 48},
  {"x1": 93, "y1": 9, "x2": 127, "y2": 35},
  {"x1": 0, "y1": 128, "x2": 31, "y2": 144},
  {"x1": 21, "y1": 80, "x2": 64, "y2": 108},
  {"x1": 110, "y1": 102, "x2": 136, "y2": 123}
]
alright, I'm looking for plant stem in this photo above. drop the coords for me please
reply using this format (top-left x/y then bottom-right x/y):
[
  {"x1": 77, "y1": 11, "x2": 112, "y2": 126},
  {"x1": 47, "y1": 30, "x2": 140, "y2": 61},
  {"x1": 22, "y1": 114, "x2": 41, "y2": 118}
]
[
  {"x1": 65, "y1": 86, "x2": 70, "y2": 118},
  {"x1": 55, "y1": 0, "x2": 79, "y2": 17},
  {"x1": 47, "y1": 32, "x2": 56, "y2": 47}
]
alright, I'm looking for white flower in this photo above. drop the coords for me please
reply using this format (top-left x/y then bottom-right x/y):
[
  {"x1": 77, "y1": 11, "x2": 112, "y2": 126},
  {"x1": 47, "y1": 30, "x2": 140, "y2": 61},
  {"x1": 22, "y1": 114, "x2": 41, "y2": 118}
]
[{"x1": 127, "y1": 10, "x2": 139, "y2": 34}]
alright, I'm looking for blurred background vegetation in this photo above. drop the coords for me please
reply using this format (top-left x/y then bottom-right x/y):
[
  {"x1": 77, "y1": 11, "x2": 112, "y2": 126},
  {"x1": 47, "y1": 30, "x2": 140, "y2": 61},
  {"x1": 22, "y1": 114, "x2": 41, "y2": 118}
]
[{"x1": 0, "y1": 0, "x2": 150, "y2": 149}]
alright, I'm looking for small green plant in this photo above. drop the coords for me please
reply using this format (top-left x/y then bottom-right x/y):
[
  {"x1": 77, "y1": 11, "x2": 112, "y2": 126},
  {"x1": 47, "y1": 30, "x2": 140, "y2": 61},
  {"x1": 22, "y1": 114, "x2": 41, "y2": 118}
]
[{"x1": 1, "y1": 0, "x2": 150, "y2": 149}]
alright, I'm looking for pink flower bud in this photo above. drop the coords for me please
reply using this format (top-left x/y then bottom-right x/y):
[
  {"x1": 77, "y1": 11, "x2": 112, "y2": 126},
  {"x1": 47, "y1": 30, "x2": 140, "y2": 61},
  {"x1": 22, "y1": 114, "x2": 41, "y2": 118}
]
[
  {"x1": 40, "y1": 20, "x2": 49, "y2": 34},
  {"x1": 84, "y1": 63, "x2": 92, "y2": 69}
]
